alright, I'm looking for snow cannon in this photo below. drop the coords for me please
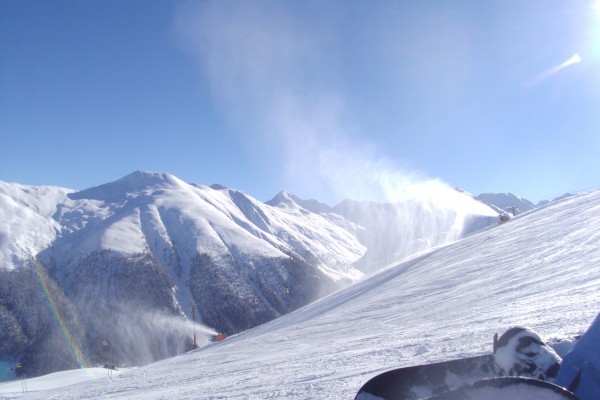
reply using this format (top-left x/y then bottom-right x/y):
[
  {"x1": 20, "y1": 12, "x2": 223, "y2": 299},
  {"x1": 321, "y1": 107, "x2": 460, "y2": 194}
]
[
  {"x1": 212, "y1": 333, "x2": 228, "y2": 342},
  {"x1": 498, "y1": 214, "x2": 511, "y2": 224}
]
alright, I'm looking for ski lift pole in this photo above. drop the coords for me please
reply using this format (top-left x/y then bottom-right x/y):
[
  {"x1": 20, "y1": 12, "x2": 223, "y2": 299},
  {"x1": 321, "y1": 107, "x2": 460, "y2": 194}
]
[
  {"x1": 102, "y1": 339, "x2": 112, "y2": 376},
  {"x1": 16, "y1": 363, "x2": 26, "y2": 394},
  {"x1": 191, "y1": 304, "x2": 197, "y2": 349},
  {"x1": 22, "y1": 374, "x2": 27, "y2": 394}
]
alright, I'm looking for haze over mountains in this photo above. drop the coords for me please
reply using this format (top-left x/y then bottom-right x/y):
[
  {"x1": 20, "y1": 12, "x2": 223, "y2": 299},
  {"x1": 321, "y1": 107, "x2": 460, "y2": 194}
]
[{"x1": 1, "y1": 171, "x2": 532, "y2": 376}]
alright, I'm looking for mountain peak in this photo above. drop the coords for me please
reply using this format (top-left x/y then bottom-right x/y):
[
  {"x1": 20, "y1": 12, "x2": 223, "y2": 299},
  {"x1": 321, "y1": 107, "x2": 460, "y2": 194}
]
[
  {"x1": 68, "y1": 170, "x2": 184, "y2": 201},
  {"x1": 266, "y1": 190, "x2": 297, "y2": 207},
  {"x1": 209, "y1": 184, "x2": 228, "y2": 190},
  {"x1": 267, "y1": 190, "x2": 333, "y2": 214}
]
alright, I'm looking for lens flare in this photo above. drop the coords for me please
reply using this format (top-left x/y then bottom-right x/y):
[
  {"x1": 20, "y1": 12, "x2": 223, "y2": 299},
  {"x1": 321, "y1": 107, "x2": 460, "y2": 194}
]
[
  {"x1": 565, "y1": 53, "x2": 582, "y2": 66},
  {"x1": 31, "y1": 258, "x2": 90, "y2": 369},
  {"x1": 526, "y1": 53, "x2": 582, "y2": 86}
]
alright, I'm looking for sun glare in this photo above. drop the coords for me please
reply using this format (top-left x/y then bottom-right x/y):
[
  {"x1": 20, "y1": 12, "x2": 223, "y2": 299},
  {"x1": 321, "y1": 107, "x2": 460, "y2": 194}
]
[
  {"x1": 590, "y1": 0, "x2": 600, "y2": 60},
  {"x1": 565, "y1": 53, "x2": 582, "y2": 66}
]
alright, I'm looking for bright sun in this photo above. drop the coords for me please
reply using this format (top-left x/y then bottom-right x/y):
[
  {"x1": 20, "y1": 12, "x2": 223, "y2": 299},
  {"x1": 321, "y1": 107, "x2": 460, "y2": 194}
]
[{"x1": 591, "y1": 0, "x2": 600, "y2": 58}]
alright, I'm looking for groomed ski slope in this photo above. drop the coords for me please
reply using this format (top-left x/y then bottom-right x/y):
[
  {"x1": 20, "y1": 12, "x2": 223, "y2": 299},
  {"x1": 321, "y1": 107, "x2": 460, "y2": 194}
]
[{"x1": 13, "y1": 190, "x2": 600, "y2": 400}]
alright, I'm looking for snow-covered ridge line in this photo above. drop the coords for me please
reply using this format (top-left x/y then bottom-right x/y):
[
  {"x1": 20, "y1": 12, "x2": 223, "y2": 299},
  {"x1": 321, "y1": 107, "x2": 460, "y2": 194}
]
[
  {"x1": 1, "y1": 170, "x2": 501, "y2": 274},
  {"x1": 1, "y1": 171, "x2": 366, "y2": 274}
]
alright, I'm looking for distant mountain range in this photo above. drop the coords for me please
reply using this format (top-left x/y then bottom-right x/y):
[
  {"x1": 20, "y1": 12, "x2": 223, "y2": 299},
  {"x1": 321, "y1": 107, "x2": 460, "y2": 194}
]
[
  {"x1": 475, "y1": 192, "x2": 536, "y2": 215},
  {"x1": 0, "y1": 171, "x2": 540, "y2": 376}
]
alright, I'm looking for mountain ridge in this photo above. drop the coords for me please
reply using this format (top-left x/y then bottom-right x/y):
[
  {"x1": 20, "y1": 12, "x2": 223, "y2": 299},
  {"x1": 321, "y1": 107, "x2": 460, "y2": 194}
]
[{"x1": 1, "y1": 170, "x2": 511, "y2": 376}]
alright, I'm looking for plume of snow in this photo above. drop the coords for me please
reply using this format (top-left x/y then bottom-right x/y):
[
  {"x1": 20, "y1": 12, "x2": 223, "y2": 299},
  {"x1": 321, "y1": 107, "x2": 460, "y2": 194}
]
[
  {"x1": 98, "y1": 304, "x2": 217, "y2": 366},
  {"x1": 174, "y1": 0, "x2": 496, "y2": 271}
]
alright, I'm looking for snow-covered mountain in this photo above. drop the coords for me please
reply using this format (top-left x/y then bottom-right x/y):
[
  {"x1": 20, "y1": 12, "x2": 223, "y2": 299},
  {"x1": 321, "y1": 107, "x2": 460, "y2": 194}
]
[
  {"x1": 0, "y1": 171, "x2": 498, "y2": 376},
  {"x1": 2, "y1": 171, "x2": 369, "y2": 373},
  {"x1": 43, "y1": 171, "x2": 365, "y2": 292},
  {"x1": 11, "y1": 188, "x2": 600, "y2": 399}
]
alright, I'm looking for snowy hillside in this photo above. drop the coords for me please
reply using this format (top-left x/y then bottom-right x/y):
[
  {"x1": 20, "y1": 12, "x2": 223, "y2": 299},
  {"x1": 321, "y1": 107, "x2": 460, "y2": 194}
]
[
  {"x1": 13, "y1": 189, "x2": 600, "y2": 400},
  {"x1": 0, "y1": 182, "x2": 71, "y2": 270}
]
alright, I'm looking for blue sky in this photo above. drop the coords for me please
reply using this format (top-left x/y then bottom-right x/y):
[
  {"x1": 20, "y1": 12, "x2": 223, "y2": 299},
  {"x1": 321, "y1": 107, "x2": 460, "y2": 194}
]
[{"x1": 2, "y1": 1, "x2": 599, "y2": 205}]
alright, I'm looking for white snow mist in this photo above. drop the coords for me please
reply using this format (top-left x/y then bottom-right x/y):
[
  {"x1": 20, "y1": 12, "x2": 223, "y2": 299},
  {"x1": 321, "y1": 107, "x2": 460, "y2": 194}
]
[{"x1": 93, "y1": 304, "x2": 217, "y2": 367}]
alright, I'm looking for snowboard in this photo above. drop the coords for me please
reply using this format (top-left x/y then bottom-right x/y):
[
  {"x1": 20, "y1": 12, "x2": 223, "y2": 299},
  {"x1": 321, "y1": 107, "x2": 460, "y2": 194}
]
[
  {"x1": 355, "y1": 354, "x2": 497, "y2": 400},
  {"x1": 428, "y1": 377, "x2": 579, "y2": 400}
]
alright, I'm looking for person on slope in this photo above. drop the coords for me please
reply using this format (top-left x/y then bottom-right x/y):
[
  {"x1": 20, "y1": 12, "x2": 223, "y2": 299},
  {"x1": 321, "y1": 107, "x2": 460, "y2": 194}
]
[{"x1": 556, "y1": 312, "x2": 600, "y2": 400}]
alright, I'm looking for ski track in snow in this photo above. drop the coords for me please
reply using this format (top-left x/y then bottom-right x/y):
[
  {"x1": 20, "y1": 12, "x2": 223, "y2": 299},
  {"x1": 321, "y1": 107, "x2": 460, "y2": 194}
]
[{"x1": 7, "y1": 191, "x2": 600, "y2": 399}]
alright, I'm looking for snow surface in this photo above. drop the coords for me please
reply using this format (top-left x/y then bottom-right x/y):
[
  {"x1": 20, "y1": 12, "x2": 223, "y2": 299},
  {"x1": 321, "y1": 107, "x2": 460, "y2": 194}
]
[
  {"x1": 10, "y1": 189, "x2": 600, "y2": 399},
  {"x1": 0, "y1": 368, "x2": 125, "y2": 398}
]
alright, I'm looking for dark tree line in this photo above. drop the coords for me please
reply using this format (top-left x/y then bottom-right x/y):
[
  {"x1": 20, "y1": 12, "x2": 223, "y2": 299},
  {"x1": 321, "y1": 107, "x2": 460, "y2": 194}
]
[
  {"x1": 1, "y1": 247, "x2": 343, "y2": 376},
  {"x1": 0, "y1": 265, "x2": 85, "y2": 376},
  {"x1": 188, "y1": 252, "x2": 340, "y2": 335}
]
